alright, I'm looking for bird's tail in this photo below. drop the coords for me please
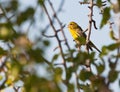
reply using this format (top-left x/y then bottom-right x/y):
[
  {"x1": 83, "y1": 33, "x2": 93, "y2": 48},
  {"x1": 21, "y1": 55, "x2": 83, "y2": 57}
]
[{"x1": 89, "y1": 41, "x2": 101, "y2": 53}]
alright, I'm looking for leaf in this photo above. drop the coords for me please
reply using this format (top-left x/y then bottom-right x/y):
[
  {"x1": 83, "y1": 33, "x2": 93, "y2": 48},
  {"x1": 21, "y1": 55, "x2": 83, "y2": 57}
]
[
  {"x1": 107, "y1": 42, "x2": 120, "y2": 50},
  {"x1": 43, "y1": 40, "x2": 50, "y2": 46},
  {"x1": 24, "y1": 75, "x2": 61, "y2": 92},
  {"x1": 54, "y1": 67, "x2": 63, "y2": 82},
  {"x1": 100, "y1": 7, "x2": 110, "y2": 28},
  {"x1": 38, "y1": 0, "x2": 45, "y2": 6},
  {"x1": 27, "y1": 48, "x2": 44, "y2": 63},
  {"x1": 52, "y1": 54, "x2": 59, "y2": 62},
  {"x1": 16, "y1": 7, "x2": 35, "y2": 25},
  {"x1": 66, "y1": 66, "x2": 75, "y2": 81},
  {"x1": 0, "y1": 47, "x2": 7, "y2": 56},
  {"x1": 100, "y1": 46, "x2": 108, "y2": 57},
  {"x1": 80, "y1": 84, "x2": 92, "y2": 92},
  {"x1": 90, "y1": 76, "x2": 106, "y2": 91},
  {"x1": 0, "y1": 75, "x2": 3, "y2": 80},
  {"x1": 79, "y1": 70, "x2": 93, "y2": 81},
  {"x1": 101, "y1": 43, "x2": 120, "y2": 56},
  {"x1": 68, "y1": 83, "x2": 75, "y2": 92},
  {"x1": 73, "y1": 52, "x2": 95, "y2": 65},
  {"x1": 5, "y1": 0, "x2": 18, "y2": 12},
  {"x1": 108, "y1": 70, "x2": 118, "y2": 83},
  {"x1": 109, "y1": 30, "x2": 118, "y2": 40},
  {"x1": 96, "y1": 64, "x2": 105, "y2": 74},
  {"x1": 0, "y1": 23, "x2": 15, "y2": 41},
  {"x1": 96, "y1": 0, "x2": 102, "y2": 7}
]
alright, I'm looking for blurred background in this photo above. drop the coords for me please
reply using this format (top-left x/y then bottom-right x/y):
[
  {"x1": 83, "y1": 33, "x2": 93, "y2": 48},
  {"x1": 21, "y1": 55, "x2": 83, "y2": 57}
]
[{"x1": 0, "y1": 0, "x2": 120, "y2": 92}]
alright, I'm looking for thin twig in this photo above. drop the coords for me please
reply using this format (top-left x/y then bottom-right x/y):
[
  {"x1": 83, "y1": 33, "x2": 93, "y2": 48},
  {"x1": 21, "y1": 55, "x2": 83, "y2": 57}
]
[
  {"x1": 42, "y1": 3, "x2": 67, "y2": 70},
  {"x1": 86, "y1": 0, "x2": 94, "y2": 47},
  {"x1": 75, "y1": 72, "x2": 80, "y2": 92},
  {"x1": 13, "y1": 86, "x2": 21, "y2": 92},
  {"x1": 83, "y1": 28, "x2": 88, "y2": 33},
  {"x1": 0, "y1": 69, "x2": 8, "y2": 90},
  {"x1": 43, "y1": 0, "x2": 65, "y2": 32},
  {"x1": 48, "y1": 0, "x2": 72, "y2": 55},
  {"x1": 115, "y1": 17, "x2": 120, "y2": 64},
  {"x1": 0, "y1": 4, "x2": 16, "y2": 33},
  {"x1": 92, "y1": 20, "x2": 97, "y2": 29},
  {"x1": 42, "y1": 33, "x2": 55, "y2": 38},
  {"x1": 26, "y1": 3, "x2": 39, "y2": 34},
  {"x1": 85, "y1": 0, "x2": 94, "y2": 72}
]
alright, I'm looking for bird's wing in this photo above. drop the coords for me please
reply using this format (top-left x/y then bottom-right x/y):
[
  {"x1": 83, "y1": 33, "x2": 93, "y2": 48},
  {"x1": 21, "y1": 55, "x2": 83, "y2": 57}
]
[
  {"x1": 76, "y1": 26, "x2": 87, "y2": 38},
  {"x1": 89, "y1": 41, "x2": 101, "y2": 53},
  {"x1": 76, "y1": 25, "x2": 101, "y2": 53}
]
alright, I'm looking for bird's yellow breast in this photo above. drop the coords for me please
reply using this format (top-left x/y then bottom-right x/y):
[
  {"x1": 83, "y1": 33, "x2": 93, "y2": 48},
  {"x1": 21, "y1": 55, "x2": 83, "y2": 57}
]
[{"x1": 68, "y1": 28, "x2": 79, "y2": 40}]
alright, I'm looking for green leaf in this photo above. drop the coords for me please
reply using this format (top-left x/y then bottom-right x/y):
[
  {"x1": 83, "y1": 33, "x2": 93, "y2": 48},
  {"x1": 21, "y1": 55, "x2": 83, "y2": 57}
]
[
  {"x1": 0, "y1": 23, "x2": 15, "y2": 41},
  {"x1": 38, "y1": 0, "x2": 45, "y2": 6},
  {"x1": 101, "y1": 43, "x2": 120, "y2": 56},
  {"x1": 65, "y1": 49, "x2": 75, "y2": 62},
  {"x1": 100, "y1": 7, "x2": 110, "y2": 28},
  {"x1": 5, "y1": 0, "x2": 18, "y2": 12},
  {"x1": 16, "y1": 7, "x2": 35, "y2": 25},
  {"x1": 100, "y1": 46, "x2": 108, "y2": 56},
  {"x1": 90, "y1": 76, "x2": 105, "y2": 89},
  {"x1": 43, "y1": 40, "x2": 50, "y2": 46},
  {"x1": 96, "y1": 64, "x2": 105, "y2": 74},
  {"x1": 0, "y1": 47, "x2": 7, "y2": 55},
  {"x1": 68, "y1": 83, "x2": 75, "y2": 92},
  {"x1": 80, "y1": 84, "x2": 92, "y2": 92},
  {"x1": 27, "y1": 48, "x2": 44, "y2": 63},
  {"x1": 52, "y1": 54, "x2": 59, "y2": 62},
  {"x1": 79, "y1": 70, "x2": 93, "y2": 81},
  {"x1": 66, "y1": 67, "x2": 75, "y2": 81},
  {"x1": 73, "y1": 52, "x2": 95, "y2": 65},
  {"x1": 109, "y1": 30, "x2": 117, "y2": 40},
  {"x1": 24, "y1": 75, "x2": 61, "y2": 92},
  {"x1": 54, "y1": 67, "x2": 63, "y2": 82},
  {"x1": 107, "y1": 42, "x2": 120, "y2": 50},
  {"x1": 96, "y1": 0, "x2": 102, "y2": 7},
  {"x1": 0, "y1": 75, "x2": 3, "y2": 80},
  {"x1": 108, "y1": 70, "x2": 118, "y2": 83}
]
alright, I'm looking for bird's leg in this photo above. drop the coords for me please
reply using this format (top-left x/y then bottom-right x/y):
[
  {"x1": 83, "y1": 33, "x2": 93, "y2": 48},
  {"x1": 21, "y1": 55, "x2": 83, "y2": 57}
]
[{"x1": 76, "y1": 44, "x2": 81, "y2": 52}]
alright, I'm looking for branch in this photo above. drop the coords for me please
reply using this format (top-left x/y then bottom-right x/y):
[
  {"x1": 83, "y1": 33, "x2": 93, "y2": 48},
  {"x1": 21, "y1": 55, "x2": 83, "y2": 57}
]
[
  {"x1": 86, "y1": 0, "x2": 94, "y2": 48},
  {"x1": 92, "y1": 20, "x2": 97, "y2": 29},
  {"x1": 26, "y1": 3, "x2": 39, "y2": 34},
  {"x1": 42, "y1": 32, "x2": 56, "y2": 38},
  {"x1": 115, "y1": 16, "x2": 120, "y2": 64},
  {"x1": 0, "y1": 4, "x2": 16, "y2": 33},
  {"x1": 43, "y1": 0, "x2": 65, "y2": 32},
  {"x1": 75, "y1": 72, "x2": 80, "y2": 92},
  {"x1": 82, "y1": 28, "x2": 88, "y2": 33},
  {"x1": 80, "y1": 0, "x2": 97, "y2": 72},
  {"x1": 42, "y1": 3, "x2": 67, "y2": 70},
  {"x1": 48, "y1": 0, "x2": 72, "y2": 55}
]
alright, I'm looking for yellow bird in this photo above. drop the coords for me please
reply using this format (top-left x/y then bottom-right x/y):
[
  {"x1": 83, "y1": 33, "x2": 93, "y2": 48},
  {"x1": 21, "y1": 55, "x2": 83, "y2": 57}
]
[{"x1": 68, "y1": 21, "x2": 101, "y2": 53}]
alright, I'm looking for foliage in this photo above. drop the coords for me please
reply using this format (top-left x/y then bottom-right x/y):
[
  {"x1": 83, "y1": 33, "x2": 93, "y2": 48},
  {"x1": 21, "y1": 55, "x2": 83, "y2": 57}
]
[{"x1": 0, "y1": 0, "x2": 120, "y2": 92}]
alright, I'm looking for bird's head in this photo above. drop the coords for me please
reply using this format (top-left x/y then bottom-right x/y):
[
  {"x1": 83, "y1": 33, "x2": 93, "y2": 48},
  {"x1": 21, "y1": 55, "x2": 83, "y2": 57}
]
[{"x1": 68, "y1": 21, "x2": 78, "y2": 30}]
